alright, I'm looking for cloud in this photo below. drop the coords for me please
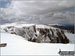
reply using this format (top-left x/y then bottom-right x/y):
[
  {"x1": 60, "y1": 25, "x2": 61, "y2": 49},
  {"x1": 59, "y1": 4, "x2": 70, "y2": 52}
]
[{"x1": 0, "y1": 0, "x2": 74, "y2": 25}]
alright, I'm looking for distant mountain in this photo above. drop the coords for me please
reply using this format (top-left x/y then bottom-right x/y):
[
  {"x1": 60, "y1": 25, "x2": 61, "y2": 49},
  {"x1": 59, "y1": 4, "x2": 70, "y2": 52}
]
[
  {"x1": 48, "y1": 24, "x2": 74, "y2": 34},
  {"x1": 49, "y1": 24, "x2": 74, "y2": 30}
]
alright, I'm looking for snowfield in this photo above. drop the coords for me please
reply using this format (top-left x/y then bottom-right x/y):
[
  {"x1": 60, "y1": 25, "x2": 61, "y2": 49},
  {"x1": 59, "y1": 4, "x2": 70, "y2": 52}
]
[
  {"x1": 0, "y1": 23, "x2": 75, "y2": 55},
  {"x1": 1, "y1": 32, "x2": 75, "y2": 55},
  {"x1": 65, "y1": 33, "x2": 75, "y2": 44}
]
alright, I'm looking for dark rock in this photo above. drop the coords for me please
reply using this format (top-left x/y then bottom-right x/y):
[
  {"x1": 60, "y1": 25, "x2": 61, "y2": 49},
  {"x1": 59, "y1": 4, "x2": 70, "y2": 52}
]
[{"x1": 0, "y1": 43, "x2": 7, "y2": 47}]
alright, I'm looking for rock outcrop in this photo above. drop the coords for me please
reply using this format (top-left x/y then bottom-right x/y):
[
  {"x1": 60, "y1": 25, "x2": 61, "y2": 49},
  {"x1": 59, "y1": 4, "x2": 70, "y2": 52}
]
[{"x1": 3, "y1": 24, "x2": 69, "y2": 43}]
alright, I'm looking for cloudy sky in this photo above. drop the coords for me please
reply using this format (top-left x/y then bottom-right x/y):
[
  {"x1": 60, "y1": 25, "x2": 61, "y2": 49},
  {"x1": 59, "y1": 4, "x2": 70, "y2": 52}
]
[{"x1": 0, "y1": 0, "x2": 75, "y2": 25}]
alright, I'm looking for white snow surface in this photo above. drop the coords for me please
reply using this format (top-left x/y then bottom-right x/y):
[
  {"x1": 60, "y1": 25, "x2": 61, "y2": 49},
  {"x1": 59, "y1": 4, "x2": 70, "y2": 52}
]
[
  {"x1": 65, "y1": 33, "x2": 75, "y2": 44},
  {"x1": 1, "y1": 23, "x2": 35, "y2": 28},
  {"x1": 1, "y1": 32, "x2": 74, "y2": 55},
  {"x1": 0, "y1": 23, "x2": 75, "y2": 55},
  {"x1": 1, "y1": 23, "x2": 56, "y2": 29}
]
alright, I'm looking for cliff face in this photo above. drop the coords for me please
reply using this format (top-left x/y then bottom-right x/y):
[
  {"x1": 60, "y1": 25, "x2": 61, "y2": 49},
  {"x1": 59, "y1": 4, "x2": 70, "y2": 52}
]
[{"x1": 3, "y1": 24, "x2": 69, "y2": 43}]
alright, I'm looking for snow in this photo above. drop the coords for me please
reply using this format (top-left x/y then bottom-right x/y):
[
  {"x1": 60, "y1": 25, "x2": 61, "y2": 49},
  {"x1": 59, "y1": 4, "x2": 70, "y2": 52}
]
[
  {"x1": 0, "y1": 23, "x2": 75, "y2": 55},
  {"x1": 0, "y1": 32, "x2": 75, "y2": 55},
  {"x1": 1, "y1": 23, "x2": 55, "y2": 29},
  {"x1": 1, "y1": 23, "x2": 35, "y2": 28},
  {"x1": 65, "y1": 33, "x2": 75, "y2": 44}
]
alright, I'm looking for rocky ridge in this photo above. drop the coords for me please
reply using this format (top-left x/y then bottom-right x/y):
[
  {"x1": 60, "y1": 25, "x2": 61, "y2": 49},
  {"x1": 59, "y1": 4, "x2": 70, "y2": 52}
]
[{"x1": 2, "y1": 24, "x2": 69, "y2": 43}]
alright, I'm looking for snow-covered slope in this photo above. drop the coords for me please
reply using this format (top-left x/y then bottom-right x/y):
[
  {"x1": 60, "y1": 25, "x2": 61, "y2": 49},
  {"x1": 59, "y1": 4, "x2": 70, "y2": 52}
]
[
  {"x1": 0, "y1": 23, "x2": 75, "y2": 55},
  {"x1": 1, "y1": 32, "x2": 74, "y2": 55},
  {"x1": 65, "y1": 33, "x2": 75, "y2": 44}
]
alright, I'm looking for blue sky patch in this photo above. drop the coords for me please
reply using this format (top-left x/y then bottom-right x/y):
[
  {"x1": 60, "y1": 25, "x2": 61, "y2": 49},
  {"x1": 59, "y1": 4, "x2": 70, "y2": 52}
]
[{"x1": 0, "y1": 0, "x2": 11, "y2": 8}]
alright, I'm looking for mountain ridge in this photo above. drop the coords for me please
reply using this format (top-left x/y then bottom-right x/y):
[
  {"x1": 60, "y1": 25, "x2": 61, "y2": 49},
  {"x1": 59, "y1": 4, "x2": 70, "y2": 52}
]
[{"x1": 1, "y1": 23, "x2": 71, "y2": 44}]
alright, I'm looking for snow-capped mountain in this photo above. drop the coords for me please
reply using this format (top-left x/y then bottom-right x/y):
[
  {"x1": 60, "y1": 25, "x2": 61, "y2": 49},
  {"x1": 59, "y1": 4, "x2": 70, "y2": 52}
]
[
  {"x1": 0, "y1": 23, "x2": 75, "y2": 55},
  {"x1": 1, "y1": 23, "x2": 74, "y2": 44}
]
